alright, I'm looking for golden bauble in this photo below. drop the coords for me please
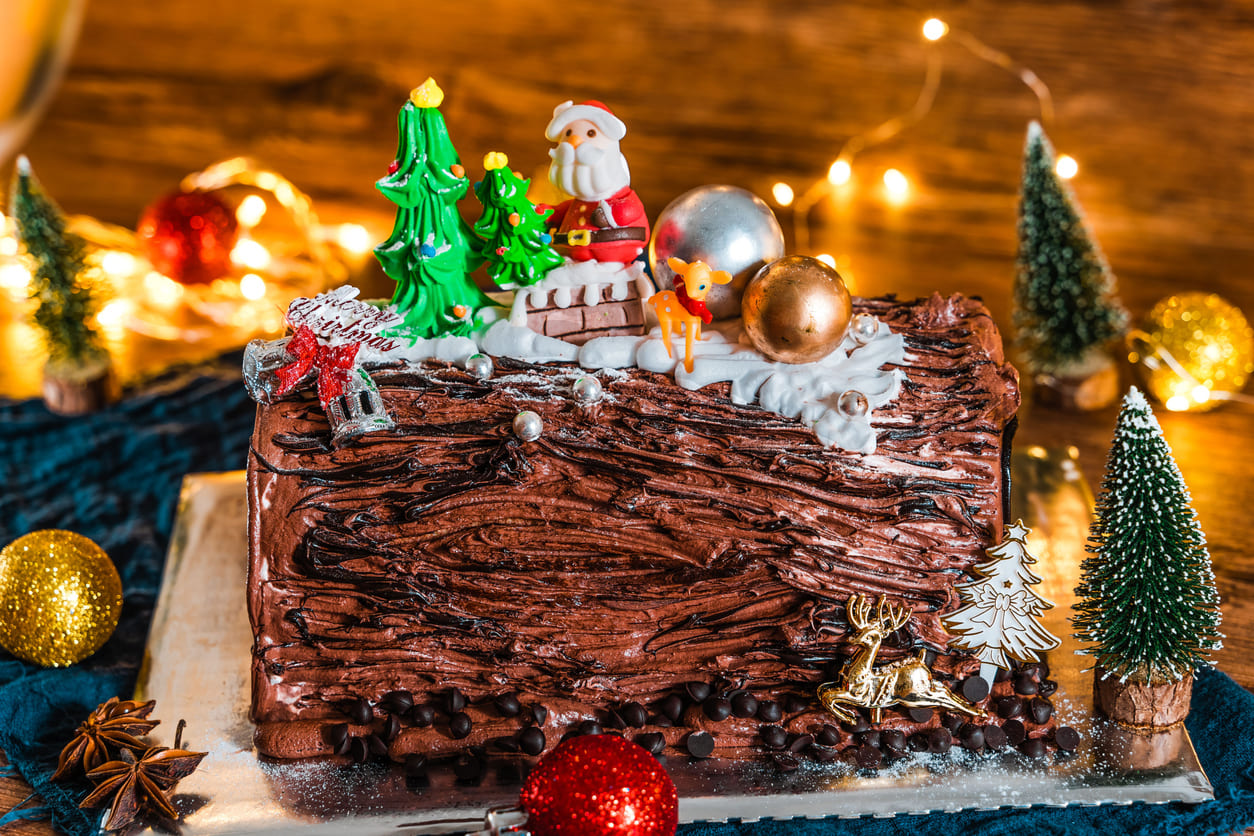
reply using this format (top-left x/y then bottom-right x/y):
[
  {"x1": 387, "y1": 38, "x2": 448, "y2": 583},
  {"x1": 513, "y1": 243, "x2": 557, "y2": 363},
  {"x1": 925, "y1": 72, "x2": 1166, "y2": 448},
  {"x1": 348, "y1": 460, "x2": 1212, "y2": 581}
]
[
  {"x1": 741, "y1": 255, "x2": 852, "y2": 363},
  {"x1": 0, "y1": 530, "x2": 123, "y2": 667},
  {"x1": 1129, "y1": 293, "x2": 1254, "y2": 412}
]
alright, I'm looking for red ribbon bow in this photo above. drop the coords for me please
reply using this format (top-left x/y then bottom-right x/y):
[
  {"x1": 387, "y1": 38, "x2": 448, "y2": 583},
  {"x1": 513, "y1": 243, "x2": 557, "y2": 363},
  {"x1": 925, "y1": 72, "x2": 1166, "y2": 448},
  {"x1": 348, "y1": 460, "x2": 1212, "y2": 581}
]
[{"x1": 275, "y1": 324, "x2": 360, "y2": 409}]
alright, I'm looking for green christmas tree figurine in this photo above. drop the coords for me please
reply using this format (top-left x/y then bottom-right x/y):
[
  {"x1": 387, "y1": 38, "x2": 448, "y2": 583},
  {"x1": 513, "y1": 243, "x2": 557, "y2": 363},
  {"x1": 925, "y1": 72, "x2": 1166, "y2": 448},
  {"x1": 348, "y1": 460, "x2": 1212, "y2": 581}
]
[
  {"x1": 10, "y1": 156, "x2": 115, "y2": 414},
  {"x1": 1073, "y1": 387, "x2": 1223, "y2": 729},
  {"x1": 1014, "y1": 122, "x2": 1127, "y2": 409},
  {"x1": 473, "y1": 151, "x2": 562, "y2": 288},
  {"x1": 374, "y1": 78, "x2": 493, "y2": 338}
]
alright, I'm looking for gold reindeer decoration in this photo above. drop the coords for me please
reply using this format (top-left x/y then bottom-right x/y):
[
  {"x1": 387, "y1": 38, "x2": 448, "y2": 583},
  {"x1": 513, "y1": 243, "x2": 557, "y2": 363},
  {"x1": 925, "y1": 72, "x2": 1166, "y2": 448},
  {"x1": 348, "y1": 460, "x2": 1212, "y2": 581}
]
[{"x1": 817, "y1": 594, "x2": 987, "y2": 724}]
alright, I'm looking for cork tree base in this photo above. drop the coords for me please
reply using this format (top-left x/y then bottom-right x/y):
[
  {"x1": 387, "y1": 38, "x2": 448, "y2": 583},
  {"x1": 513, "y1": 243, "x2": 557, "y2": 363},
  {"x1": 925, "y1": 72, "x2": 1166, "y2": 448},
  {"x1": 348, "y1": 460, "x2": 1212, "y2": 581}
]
[
  {"x1": 1033, "y1": 353, "x2": 1120, "y2": 411},
  {"x1": 1094, "y1": 667, "x2": 1192, "y2": 730},
  {"x1": 42, "y1": 359, "x2": 117, "y2": 415}
]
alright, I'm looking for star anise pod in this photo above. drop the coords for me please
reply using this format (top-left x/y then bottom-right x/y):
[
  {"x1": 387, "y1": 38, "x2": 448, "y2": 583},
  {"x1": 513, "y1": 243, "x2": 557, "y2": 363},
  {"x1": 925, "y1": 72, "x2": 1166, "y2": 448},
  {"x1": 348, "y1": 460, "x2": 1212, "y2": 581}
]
[
  {"x1": 53, "y1": 698, "x2": 160, "y2": 781},
  {"x1": 80, "y1": 742, "x2": 206, "y2": 831}
]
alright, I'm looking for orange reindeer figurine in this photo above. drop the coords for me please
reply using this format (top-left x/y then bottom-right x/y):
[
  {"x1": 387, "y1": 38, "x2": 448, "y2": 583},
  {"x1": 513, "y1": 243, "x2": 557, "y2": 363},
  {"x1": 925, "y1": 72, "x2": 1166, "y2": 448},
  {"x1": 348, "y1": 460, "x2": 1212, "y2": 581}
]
[
  {"x1": 816, "y1": 594, "x2": 987, "y2": 725},
  {"x1": 648, "y1": 257, "x2": 733, "y2": 373}
]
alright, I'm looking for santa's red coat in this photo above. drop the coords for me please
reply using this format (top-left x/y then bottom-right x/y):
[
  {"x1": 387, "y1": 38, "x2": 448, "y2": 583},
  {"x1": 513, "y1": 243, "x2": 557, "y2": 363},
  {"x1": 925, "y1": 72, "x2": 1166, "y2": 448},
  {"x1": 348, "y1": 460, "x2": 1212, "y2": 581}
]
[{"x1": 547, "y1": 186, "x2": 650, "y2": 264}]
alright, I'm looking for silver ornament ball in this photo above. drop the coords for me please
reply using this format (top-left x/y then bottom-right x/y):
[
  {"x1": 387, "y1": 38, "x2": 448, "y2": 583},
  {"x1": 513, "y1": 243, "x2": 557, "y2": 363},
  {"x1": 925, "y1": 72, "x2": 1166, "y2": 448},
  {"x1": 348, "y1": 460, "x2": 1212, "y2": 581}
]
[
  {"x1": 837, "y1": 390, "x2": 869, "y2": 419},
  {"x1": 465, "y1": 353, "x2": 494, "y2": 380},
  {"x1": 572, "y1": 375, "x2": 603, "y2": 404},
  {"x1": 649, "y1": 185, "x2": 785, "y2": 320},
  {"x1": 851, "y1": 313, "x2": 879, "y2": 344},
  {"x1": 513, "y1": 410, "x2": 543, "y2": 441}
]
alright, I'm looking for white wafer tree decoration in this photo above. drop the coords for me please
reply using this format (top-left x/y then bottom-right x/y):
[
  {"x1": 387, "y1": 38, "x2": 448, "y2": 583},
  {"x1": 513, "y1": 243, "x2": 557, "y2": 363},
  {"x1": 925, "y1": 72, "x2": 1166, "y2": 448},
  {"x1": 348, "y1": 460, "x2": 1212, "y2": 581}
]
[{"x1": 943, "y1": 521, "x2": 1061, "y2": 683}]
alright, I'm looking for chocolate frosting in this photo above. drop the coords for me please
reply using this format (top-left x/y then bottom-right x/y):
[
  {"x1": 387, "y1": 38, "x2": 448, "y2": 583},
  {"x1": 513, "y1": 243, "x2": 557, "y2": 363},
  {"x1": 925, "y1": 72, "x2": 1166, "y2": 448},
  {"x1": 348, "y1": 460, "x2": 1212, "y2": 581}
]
[{"x1": 246, "y1": 295, "x2": 1020, "y2": 751}]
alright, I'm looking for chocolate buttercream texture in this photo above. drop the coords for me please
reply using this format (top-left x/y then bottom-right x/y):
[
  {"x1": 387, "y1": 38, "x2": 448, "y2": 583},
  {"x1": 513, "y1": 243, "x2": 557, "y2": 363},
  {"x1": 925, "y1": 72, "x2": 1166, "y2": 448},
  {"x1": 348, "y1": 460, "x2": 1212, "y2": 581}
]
[{"x1": 246, "y1": 294, "x2": 1020, "y2": 757}]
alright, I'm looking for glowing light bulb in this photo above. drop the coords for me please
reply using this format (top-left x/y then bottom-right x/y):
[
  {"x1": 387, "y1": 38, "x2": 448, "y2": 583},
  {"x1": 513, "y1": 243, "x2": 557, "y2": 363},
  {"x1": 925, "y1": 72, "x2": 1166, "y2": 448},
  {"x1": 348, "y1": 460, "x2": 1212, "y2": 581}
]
[
  {"x1": 0, "y1": 262, "x2": 31, "y2": 293},
  {"x1": 923, "y1": 18, "x2": 949, "y2": 41},
  {"x1": 336, "y1": 223, "x2": 372, "y2": 254},
  {"x1": 1165, "y1": 394, "x2": 1190, "y2": 412},
  {"x1": 1055, "y1": 154, "x2": 1079, "y2": 179},
  {"x1": 771, "y1": 182, "x2": 795, "y2": 207},
  {"x1": 827, "y1": 160, "x2": 852, "y2": 186},
  {"x1": 236, "y1": 194, "x2": 268, "y2": 227},
  {"x1": 1190, "y1": 384, "x2": 1211, "y2": 404},
  {"x1": 96, "y1": 299, "x2": 132, "y2": 328},
  {"x1": 143, "y1": 271, "x2": 184, "y2": 309},
  {"x1": 240, "y1": 272, "x2": 267, "y2": 300},
  {"x1": 816, "y1": 253, "x2": 837, "y2": 268},
  {"x1": 0, "y1": 236, "x2": 17, "y2": 257},
  {"x1": 231, "y1": 238, "x2": 271, "y2": 270},
  {"x1": 100, "y1": 250, "x2": 137, "y2": 278},
  {"x1": 883, "y1": 168, "x2": 910, "y2": 200}
]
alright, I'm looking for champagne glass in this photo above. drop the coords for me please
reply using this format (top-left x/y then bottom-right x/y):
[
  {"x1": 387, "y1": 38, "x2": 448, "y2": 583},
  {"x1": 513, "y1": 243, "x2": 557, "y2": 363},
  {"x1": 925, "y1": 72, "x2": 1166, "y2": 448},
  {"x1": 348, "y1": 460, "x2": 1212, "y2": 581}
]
[{"x1": 0, "y1": 0, "x2": 87, "y2": 166}]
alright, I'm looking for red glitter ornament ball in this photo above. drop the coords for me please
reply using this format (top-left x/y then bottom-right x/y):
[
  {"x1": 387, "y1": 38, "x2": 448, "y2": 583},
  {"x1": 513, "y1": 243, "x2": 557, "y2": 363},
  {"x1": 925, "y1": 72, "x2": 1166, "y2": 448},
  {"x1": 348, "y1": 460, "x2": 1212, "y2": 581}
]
[
  {"x1": 519, "y1": 735, "x2": 678, "y2": 836},
  {"x1": 137, "y1": 191, "x2": 239, "y2": 285}
]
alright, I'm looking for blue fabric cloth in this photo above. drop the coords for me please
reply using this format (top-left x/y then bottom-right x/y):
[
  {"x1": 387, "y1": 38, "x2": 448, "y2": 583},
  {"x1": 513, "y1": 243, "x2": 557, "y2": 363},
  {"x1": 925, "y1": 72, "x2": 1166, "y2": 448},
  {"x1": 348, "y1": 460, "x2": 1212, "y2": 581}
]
[{"x1": 0, "y1": 358, "x2": 1251, "y2": 836}]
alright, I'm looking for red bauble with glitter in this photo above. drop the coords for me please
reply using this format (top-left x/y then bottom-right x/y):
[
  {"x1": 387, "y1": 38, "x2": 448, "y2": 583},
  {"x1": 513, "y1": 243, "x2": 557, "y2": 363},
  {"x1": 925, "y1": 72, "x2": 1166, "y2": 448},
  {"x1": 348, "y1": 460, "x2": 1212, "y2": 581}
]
[
  {"x1": 519, "y1": 735, "x2": 678, "y2": 836},
  {"x1": 137, "y1": 191, "x2": 239, "y2": 285}
]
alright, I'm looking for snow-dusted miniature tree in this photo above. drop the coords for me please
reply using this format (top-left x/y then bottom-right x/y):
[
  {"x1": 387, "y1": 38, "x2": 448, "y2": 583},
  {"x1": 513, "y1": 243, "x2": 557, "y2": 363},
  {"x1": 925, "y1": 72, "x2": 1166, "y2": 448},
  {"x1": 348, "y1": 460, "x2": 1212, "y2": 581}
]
[
  {"x1": 943, "y1": 520, "x2": 1060, "y2": 683},
  {"x1": 1073, "y1": 388, "x2": 1222, "y2": 686}
]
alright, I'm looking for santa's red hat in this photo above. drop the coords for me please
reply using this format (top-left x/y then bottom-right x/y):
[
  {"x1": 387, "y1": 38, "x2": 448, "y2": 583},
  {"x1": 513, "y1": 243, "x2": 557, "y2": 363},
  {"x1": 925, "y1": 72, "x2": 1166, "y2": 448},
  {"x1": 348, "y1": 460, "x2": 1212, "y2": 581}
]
[{"x1": 545, "y1": 100, "x2": 627, "y2": 142}]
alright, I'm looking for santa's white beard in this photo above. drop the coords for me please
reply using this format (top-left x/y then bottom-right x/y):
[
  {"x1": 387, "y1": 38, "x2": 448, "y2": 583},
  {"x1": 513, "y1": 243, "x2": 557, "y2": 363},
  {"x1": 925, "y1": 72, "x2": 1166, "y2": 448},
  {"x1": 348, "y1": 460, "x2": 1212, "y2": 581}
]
[{"x1": 549, "y1": 140, "x2": 631, "y2": 202}]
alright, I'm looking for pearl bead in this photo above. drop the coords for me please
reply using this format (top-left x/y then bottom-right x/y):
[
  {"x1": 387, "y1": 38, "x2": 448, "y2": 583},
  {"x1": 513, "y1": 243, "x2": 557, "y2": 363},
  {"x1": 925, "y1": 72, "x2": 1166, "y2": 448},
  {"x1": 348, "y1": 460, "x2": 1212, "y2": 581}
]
[
  {"x1": 465, "y1": 353, "x2": 494, "y2": 380},
  {"x1": 837, "y1": 390, "x2": 869, "y2": 419},
  {"x1": 851, "y1": 313, "x2": 879, "y2": 344},
  {"x1": 572, "y1": 375, "x2": 603, "y2": 404},
  {"x1": 513, "y1": 410, "x2": 543, "y2": 441}
]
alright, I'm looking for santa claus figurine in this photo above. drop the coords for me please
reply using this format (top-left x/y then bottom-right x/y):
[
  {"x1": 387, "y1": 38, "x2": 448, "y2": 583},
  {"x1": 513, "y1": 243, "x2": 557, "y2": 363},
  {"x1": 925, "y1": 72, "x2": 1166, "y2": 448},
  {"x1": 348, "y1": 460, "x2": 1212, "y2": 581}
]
[{"x1": 544, "y1": 100, "x2": 650, "y2": 265}]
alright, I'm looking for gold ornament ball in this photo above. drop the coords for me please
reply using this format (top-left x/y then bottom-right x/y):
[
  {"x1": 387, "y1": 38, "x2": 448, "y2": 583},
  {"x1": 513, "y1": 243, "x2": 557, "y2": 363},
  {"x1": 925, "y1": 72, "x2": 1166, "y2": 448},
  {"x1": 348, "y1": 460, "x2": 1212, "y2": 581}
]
[
  {"x1": 1129, "y1": 293, "x2": 1254, "y2": 412},
  {"x1": 0, "y1": 530, "x2": 123, "y2": 667},
  {"x1": 741, "y1": 255, "x2": 852, "y2": 363}
]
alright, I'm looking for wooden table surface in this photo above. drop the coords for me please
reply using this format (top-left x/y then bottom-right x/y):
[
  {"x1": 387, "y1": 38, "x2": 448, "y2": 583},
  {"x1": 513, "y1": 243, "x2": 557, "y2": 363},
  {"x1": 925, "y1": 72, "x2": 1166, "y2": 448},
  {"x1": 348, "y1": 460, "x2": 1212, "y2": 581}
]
[{"x1": 2, "y1": 1, "x2": 1252, "y2": 832}]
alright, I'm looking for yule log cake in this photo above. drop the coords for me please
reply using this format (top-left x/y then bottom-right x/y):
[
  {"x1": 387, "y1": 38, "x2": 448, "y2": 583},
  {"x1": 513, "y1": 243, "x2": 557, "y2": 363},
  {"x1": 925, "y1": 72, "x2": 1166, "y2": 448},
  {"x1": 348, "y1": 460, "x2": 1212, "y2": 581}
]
[{"x1": 246, "y1": 292, "x2": 1023, "y2": 762}]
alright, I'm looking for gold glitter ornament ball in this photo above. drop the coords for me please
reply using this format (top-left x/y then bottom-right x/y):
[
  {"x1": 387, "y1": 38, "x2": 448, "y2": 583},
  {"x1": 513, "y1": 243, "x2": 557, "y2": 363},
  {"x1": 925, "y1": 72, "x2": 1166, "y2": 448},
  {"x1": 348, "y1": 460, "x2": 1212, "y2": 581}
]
[
  {"x1": 741, "y1": 255, "x2": 852, "y2": 363},
  {"x1": 0, "y1": 530, "x2": 123, "y2": 667},
  {"x1": 1130, "y1": 293, "x2": 1254, "y2": 412}
]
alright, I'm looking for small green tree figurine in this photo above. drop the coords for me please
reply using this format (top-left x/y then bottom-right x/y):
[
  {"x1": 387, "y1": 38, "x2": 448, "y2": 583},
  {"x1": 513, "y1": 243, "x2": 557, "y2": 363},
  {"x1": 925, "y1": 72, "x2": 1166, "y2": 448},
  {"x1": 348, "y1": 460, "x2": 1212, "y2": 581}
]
[
  {"x1": 1073, "y1": 387, "x2": 1223, "y2": 728},
  {"x1": 374, "y1": 78, "x2": 493, "y2": 338},
  {"x1": 1014, "y1": 122, "x2": 1127, "y2": 408},
  {"x1": 473, "y1": 151, "x2": 563, "y2": 288},
  {"x1": 10, "y1": 156, "x2": 115, "y2": 414}
]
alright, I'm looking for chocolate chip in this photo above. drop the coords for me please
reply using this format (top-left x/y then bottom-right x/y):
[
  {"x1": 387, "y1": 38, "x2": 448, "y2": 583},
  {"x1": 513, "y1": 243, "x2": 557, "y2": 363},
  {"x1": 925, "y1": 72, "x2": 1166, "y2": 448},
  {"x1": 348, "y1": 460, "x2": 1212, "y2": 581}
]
[
  {"x1": 621, "y1": 702, "x2": 648, "y2": 728},
  {"x1": 1014, "y1": 675, "x2": 1039, "y2": 696},
  {"x1": 404, "y1": 753, "x2": 427, "y2": 776},
  {"x1": 380, "y1": 690, "x2": 413, "y2": 715},
  {"x1": 772, "y1": 752, "x2": 800, "y2": 772},
  {"x1": 783, "y1": 694, "x2": 810, "y2": 714},
  {"x1": 789, "y1": 733, "x2": 814, "y2": 753},
  {"x1": 927, "y1": 727, "x2": 952, "y2": 754},
  {"x1": 1020, "y1": 663, "x2": 1044, "y2": 681},
  {"x1": 959, "y1": 724, "x2": 985, "y2": 751},
  {"x1": 703, "y1": 697, "x2": 732, "y2": 722},
  {"x1": 411, "y1": 704, "x2": 435, "y2": 728},
  {"x1": 982, "y1": 724, "x2": 1008, "y2": 750},
  {"x1": 1038, "y1": 679, "x2": 1059, "y2": 697},
  {"x1": 760, "y1": 725, "x2": 787, "y2": 749},
  {"x1": 686, "y1": 731, "x2": 716, "y2": 759},
  {"x1": 449, "y1": 712, "x2": 473, "y2": 739},
  {"x1": 1036, "y1": 660, "x2": 1051, "y2": 680},
  {"x1": 453, "y1": 753, "x2": 483, "y2": 782},
  {"x1": 755, "y1": 700, "x2": 782, "y2": 723},
  {"x1": 652, "y1": 714, "x2": 674, "y2": 728},
  {"x1": 856, "y1": 730, "x2": 880, "y2": 749},
  {"x1": 811, "y1": 744, "x2": 840, "y2": 762},
  {"x1": 996, "y1": 697, "x2": 1024, "y2": 719},
  {"x1": 348, "y1": 736, "x2": 369, "y2": 764},
  {"x1": 881, "y1": 729, "x2": 907, "y2": 752},
  {"x1": 529, "y1": 704, "x2": 549, "y2": 726},
  {"x1": 578, "y1": 720, "x2": 603, "y2": 736},
  {"x1": 1029, "y1": 697, "x2": 1053, "y2": 725},
  {"x1": 961, "y1": 676, "x2": 990, "y2": 704},
  {"x1": 731, "y1": 692, "x2": 759, "y2": 719},
  {"x1": 494, "y1": 692, "x2": 521, "y2": 717},
  {"x1": 994, "y1": 667, "x2": 1013, "y2": 683},
  {"x1": 943, "y1": 713, "x2": 966, "y2": 734},
  {"x1": 366, "y1": 734, "x2": 388, "y2": 757},
  {"x1": 659, "y1": 694, "x2": 685, "y2": 722},
  {"x1": 347, "y1": 698, "x2": 373, "y2": 726},
  {"x1": 906, "y1": 707, "x2": 934, "y2": 724},
  {"x1": 1053, "y1": 726, "x2": 1081, "y2": 752},
  {"x1": 908, "y1": 733, "x2": 930, "y2": 752},
  {"x1": 519, "y1": 726, "x2": 546, "y2": 756},
  {"x1": 382, "y1": 713, "x2": 402, "y2": 742},
  {"x1": 635, "y1": 732, "x2": 665, "y2": 755},
  {"x1": 606, "y1": 709, "x2": 628, "y2": 730},
  {"x1": 1020, "y1": 737, "x2": 1047, "y2": 758},
  {"x1": 445, "y1": 688, "x2": 467, "y2": 715},
  {"x1": 323, "y1": 722, "x2": 349, "y2": 750},
  {"x1": 685, "y1": 682, "x2": 712, "y2": 703},
  {"x1": 493, "y1": 735, "x2": 521, "y2": 753},
  {"x1": 1002, "y1": 719, "x2": 1026, "y2": 746},
  {"x1": 816, "y1": 724, "x2": 840, "y2": 747},
  {"x1": 844, "y1": 714, "x2": 871, "y2": 734},
  {"x1": 855, "y1": 745, "x2": 883, "y2": 769}
]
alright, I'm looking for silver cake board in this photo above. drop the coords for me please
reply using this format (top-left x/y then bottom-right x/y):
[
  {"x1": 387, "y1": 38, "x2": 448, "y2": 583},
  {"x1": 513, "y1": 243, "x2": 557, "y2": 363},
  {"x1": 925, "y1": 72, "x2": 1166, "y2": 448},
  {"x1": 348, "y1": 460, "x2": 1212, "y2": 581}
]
[{"x1": 130, "y1": 449, "x2": 1213, "y2": 835}]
